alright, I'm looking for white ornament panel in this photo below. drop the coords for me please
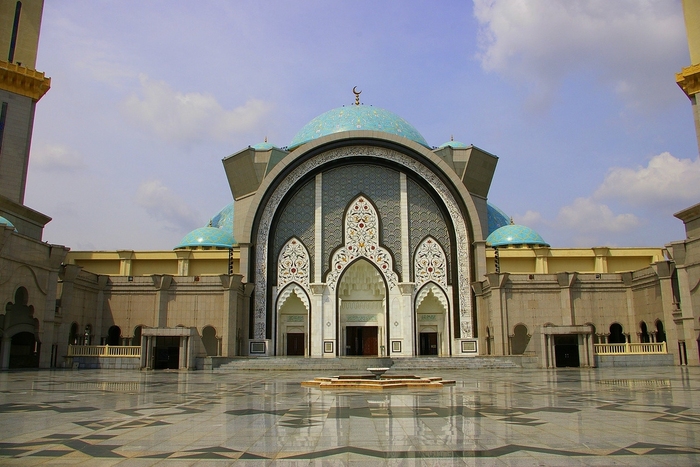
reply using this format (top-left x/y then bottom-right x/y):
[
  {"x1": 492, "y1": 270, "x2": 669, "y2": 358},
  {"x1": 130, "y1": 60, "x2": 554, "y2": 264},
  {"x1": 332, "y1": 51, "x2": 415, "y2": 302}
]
[
  {"x1": 325, "y1": 196, "x2": 399, "y2": 290},
  {"x1": 277, "y1": 237, "x2": 310, "y2": 292},
  {"x1": 255, "y1": 146, "x2": 473, "y2": 340},
  {"x1": 414, "y1": 236, "x2": 447, "y2": 289}
]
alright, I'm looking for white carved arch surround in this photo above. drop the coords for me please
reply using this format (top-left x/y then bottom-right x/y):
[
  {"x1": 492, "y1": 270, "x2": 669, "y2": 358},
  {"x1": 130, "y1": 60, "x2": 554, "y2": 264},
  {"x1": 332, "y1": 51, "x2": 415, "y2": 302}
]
[
  {"x1": 326, "y1": 195, "x2": 399, "y2": 291},
  {"x1": 277, "y1": 237, "x2": 310, "y2": 293},
  {"x1": 276, "y1": 284, "x2": 310, "y2": 314},
  {"x1": 415, "y1": 283, "x2": 449, "y2": 311},
  {"x1": 255, "y1": 146, "x2": 473, "y2": 340},
  {"x1": 414, "y1": 236, "x2": 447, "y2": 289}
]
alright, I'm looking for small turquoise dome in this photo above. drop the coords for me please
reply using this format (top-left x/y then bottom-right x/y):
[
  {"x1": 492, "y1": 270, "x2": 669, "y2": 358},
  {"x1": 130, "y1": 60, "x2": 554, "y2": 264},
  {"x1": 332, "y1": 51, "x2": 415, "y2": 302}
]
[
  {"x1": 487, "y1": 203, "x2": 510, "y2": 235},
  {"x1": 438, "y1": 140, "x2": 468, "y2": 149},
  {"x1": 175, "y1": 227, "x2": 235, "y2": 249},
  {"x1": 0, "y1": 216, "x2": 16, "y2": 231},
  {"x1": 210, "y1": 203, "x2": 234, "y2": 235},
  {"x1": 251, "y1": 141, "x2": 275, "y2": 150},
  {"x1": 486, "y1": 224, "x2": 549, "y2": 248},
  {"x1": 289, "y1": 105, "x2": 430, "y2": 150}
]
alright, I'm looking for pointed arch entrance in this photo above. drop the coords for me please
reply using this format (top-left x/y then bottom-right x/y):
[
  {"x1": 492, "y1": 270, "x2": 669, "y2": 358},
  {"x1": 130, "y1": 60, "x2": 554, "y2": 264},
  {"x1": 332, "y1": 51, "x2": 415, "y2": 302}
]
[
  {"x1": 415, "y1": 284, "x2": 449, "y2": 356},
  {"x1": 337, "y1": 259, "x2": 387, "y2": 356},
  {"x1": 276, "y1": 285, "x2": 310, "y2": 356}
]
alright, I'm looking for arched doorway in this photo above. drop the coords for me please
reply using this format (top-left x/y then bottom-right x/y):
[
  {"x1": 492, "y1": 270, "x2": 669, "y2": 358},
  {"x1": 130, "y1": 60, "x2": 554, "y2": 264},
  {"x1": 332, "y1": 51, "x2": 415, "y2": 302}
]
[
  {"x1": 655, "y1": 320, "x2": 666, "y2": 343},
  {"x1": 107, "y1": 326, "x2": 121, "y2": 346},
  {"x1": 609, "y1": 323, "x2": 625, "y2": 343},
  {"x1": 69, "y1": 323, "x2": 79, "y2": 345},
  {"x1": 133, "y1": 326, "x2": 143, "y2": 346},
  {"x1": 2, "y1": 287, "x2": 39, "y2": 368},
  {"x1": 511, "y1": 324, "x2": 530, "y2": 355},
  {"x1": 202, "y1": 326, "x2": 219, "y2": 356},
  {"x1": 415, "y1": 284, "x2": 449, "y2": 356},
  {"x1": 338, "y1": 259, "x2": 387, "y2": 356},
  {"x1": 640, "y1": 321, "x2": 650, "y2": 343},
  {"x1": 276, "y1": 285, "x2": 309, "y2": 356},
  {"x1": 9, "y1": 332, "x2": 39, "y2": 368}
]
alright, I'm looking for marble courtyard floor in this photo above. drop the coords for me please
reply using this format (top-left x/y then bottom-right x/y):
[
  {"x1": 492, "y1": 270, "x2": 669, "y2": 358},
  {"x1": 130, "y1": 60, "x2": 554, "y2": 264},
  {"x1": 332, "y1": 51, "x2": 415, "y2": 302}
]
[{"x1": 0, "y1": 366, "x2": 699, "y2": 466}]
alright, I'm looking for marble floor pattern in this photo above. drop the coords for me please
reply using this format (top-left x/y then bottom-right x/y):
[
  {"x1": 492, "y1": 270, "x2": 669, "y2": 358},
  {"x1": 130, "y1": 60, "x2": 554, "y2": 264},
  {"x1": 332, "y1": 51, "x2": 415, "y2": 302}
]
[{"x1": 0, "y1": 366, "x2": 699, "y2": 466}]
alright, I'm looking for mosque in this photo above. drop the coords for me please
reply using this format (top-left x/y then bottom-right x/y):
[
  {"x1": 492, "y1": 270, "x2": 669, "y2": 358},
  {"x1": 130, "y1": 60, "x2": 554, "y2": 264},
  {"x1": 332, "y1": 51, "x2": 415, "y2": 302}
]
[{"x1": 1, "y1": 0, "x2": 700, "y2": 370}]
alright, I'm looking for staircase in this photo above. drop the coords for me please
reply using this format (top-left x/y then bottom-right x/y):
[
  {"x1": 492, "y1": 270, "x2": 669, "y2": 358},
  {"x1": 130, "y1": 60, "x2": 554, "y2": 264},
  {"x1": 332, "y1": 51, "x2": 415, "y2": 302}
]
[
  {"x1": 209, "y1": 355, "x2": 537, "y2": 372},
  {"x1": 212, "y1": 356, "x2": 393, "y2": 372}
]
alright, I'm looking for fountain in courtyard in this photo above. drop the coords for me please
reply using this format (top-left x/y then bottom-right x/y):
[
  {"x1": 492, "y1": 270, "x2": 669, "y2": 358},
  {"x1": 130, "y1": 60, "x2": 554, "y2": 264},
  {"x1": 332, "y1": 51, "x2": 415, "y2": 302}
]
[{"x1": 301, "y1": 367, "x2": 455, "y2": 390}]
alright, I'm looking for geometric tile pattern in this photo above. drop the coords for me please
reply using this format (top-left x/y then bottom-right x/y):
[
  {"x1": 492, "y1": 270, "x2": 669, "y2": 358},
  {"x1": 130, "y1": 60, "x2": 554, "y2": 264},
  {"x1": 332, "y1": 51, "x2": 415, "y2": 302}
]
[
  {"x1": 1, "y1": 367, "x2": 699, "y2": 464},
  {"x1": 288, "y1": 104, "x2": 430, "y2": 150},
  {"x1": 407, "y1": 178, "x2": 452, "y2": 283}
]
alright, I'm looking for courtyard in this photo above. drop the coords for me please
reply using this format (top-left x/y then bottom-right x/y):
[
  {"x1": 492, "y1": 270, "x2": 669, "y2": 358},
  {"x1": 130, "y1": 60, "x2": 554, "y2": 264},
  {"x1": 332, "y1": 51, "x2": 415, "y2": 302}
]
[{"x1": 0, "y1": 366, "x2": 698, "y2": 465}]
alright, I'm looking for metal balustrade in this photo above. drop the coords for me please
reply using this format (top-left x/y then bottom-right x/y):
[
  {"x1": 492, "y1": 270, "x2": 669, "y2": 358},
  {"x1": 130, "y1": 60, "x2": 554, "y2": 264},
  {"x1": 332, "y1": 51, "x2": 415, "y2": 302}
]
[
  {"x1": 67, "y1": 345, "x2": 141, "y2": 358},
  {"x1": 593, "y1": 342, "x2": 667, "y2": 355}
]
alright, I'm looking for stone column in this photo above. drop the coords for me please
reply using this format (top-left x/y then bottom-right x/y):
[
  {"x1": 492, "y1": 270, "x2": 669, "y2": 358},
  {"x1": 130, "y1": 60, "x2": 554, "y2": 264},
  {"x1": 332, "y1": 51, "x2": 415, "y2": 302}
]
[
  {"x1": 592, "y1": 247, "x2": 610, "y2": 273},
  {"x1": 220, "y1": 274, "x2": 243, "y2": 357},
  {"x1": 486, "y1": 273, "x2": 509, "y2": 355},
  {"x1": 556, "y1": 273, "x2": 577, "y2": 325},
  {"x1": 651, "y1": 261, "x2": 683, "y2": 364},
  {"x1": 533, "y1": 247, "x2": 550, "y2": 274},
  {"x1": 0, "y1": 338, "x2": 11, "y2": 369},
  {"x1": 117, "y1": 250, "x2": 134, "y2": 276},
  {"x1": 152, "y1": 275, "x2": 173, "y2": 327},
  {"x1": 176, "y1": 250, "x2": 191, "y2": 276}
]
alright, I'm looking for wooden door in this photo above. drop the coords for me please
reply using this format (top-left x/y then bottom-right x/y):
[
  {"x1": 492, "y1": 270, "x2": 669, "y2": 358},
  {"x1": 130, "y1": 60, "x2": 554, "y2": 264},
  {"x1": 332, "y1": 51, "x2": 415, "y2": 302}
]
[{"x1": 286, "y1": 333, "x2": 305, "y2": 356}]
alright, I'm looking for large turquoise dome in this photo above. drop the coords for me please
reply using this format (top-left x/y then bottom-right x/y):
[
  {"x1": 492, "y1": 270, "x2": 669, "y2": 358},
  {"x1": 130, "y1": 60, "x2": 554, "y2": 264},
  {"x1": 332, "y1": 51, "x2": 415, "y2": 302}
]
[
  {"x1": 486, "y1": 224, "x2": 549, "y2": 248},
  {"x1": 175, "y1": 227, "x2": 235, "y2": 249},
  {"x1": 288, "y1": 105, "x2": 430, "y2": 150},
  {"x1": 175, "y1": 203, "x2": 236, "y2": 249},
  {"x1": 486, "y1": 203, "x2": 510, "y2": 235},
  {"x1": 210, "y1": 203, "x2": 234, "y2": 235},
  {"x1": 0, "y1": 216, "x2": 16, "y2": 231}
]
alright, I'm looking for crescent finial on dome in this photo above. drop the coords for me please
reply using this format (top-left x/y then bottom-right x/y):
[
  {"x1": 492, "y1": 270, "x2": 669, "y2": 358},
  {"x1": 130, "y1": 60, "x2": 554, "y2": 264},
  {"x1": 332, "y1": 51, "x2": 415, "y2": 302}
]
[{"x1": 352, "y1": 86, "x2": 362, "y2": 105}]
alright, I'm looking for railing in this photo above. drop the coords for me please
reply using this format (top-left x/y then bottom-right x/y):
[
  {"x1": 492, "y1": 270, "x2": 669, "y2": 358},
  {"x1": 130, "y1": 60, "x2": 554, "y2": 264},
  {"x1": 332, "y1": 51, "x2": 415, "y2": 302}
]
[
  {"x1": 67, "y1": 345, "x2": 141, "y2": 358},
  {"x1": 594, "y1": 342, "x2": 667, "y2": 355}
]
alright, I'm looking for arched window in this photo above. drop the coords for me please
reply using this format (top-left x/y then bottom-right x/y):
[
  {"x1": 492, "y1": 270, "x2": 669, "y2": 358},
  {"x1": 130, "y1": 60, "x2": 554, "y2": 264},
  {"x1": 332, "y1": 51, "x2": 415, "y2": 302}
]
[
  {"x1": 640, "y1": 322, "x2": 650, "y2": 343},
  {"x1": 609, "y1": 323, "x2": 625, "y2": 344},
  {"x1": 107, "y1": 326, "x2": 121, "y2": 346},
  {"x1": 511, "y1": 324, "x2": 530, "y2": 355},
  {"x1": 69, "y1": 323, "x2": 79, "y2": 345},
  {"x1": 202, "y1": 326, "x2": 218, "y2": 356},
  {"x1": 655, "y1": 320, "x2": 666, "y2": 343},
  {"x1": 133, "y1": 326, "x2": 143, "y2": 346}
]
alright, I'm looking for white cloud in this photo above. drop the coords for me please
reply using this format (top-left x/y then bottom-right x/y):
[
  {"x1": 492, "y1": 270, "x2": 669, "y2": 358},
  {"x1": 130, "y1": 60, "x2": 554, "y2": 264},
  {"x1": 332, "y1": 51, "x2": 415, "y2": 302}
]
[
  {"x1": 514, "y1": 210, "x2": 543, "y2": 227},
  {"x1": 121, "y1": 75, "x2": 272, "y2": 143},
  {"x1": 135, "y1": 180, "x2": 201, "y2": 231},
  {"x1": 594, "y1": 152, "x2": 700, "y2": 207},
  {"x1": 30, "y1": 144, "x2": 86, "y2": 171},
  {"x1": 473, "y1": 0, "x2": 685, "y2": 110},
  {"x1": 556, "y1": 197, "x2": 640, "y2": 234}
]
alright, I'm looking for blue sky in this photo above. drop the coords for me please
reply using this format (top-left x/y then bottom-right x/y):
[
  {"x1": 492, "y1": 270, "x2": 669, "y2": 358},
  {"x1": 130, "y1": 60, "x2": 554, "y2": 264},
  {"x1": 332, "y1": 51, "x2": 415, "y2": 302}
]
[{"x1": 25, "y1": 0, "x2": 699, "y2": 250}]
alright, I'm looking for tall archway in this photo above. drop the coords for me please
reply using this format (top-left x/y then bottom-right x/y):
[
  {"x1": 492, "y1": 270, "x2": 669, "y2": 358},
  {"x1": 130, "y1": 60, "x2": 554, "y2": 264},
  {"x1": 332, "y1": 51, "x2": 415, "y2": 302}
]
[
  {"x1": 202, "y1": 326, "x2": 218, "y2": 356},
  {"x1": 133, "y1": 326, "x2": 143, "y2": 346},
  {"x1": 511, "y1": 324, "x2": 530, "y2": 355},
  {"x1": 655, "y1": 320, "x2": 666, "y2": 343},
  {"x1": 609, "y1": 323, "x2": 625, "y2": 344},
  {"x1": 69, "y1": 323, "x2": 79, "y2": 345},
  {"x1": 276, "y1": 285, "x2": 309, "y2": 356},
  {"x1": 9, "y1": 332, "x2": 39, "y2": 368},
  {"x1": 107, "y1": 326, "x2": 121, "y2": 346},
  {"x1": 337, "y1": 259, "x2": 387, "y2": 356},
  {"x1": 415, "y1": 284, "x2": 449, "y2": 356},
  {"x1": 639, "y1": 322, "x2": 650, "y2": 343}
]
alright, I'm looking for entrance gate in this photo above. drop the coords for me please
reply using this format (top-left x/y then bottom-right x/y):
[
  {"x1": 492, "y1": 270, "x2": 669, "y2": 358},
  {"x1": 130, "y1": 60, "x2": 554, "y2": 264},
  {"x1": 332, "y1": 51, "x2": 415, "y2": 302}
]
[
  {"x1": 346, "y1": 326, "x2": 378, "y2": 356},
  {"x1": 419, "y1": 332, "x2": 438, "y2": 355}
]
